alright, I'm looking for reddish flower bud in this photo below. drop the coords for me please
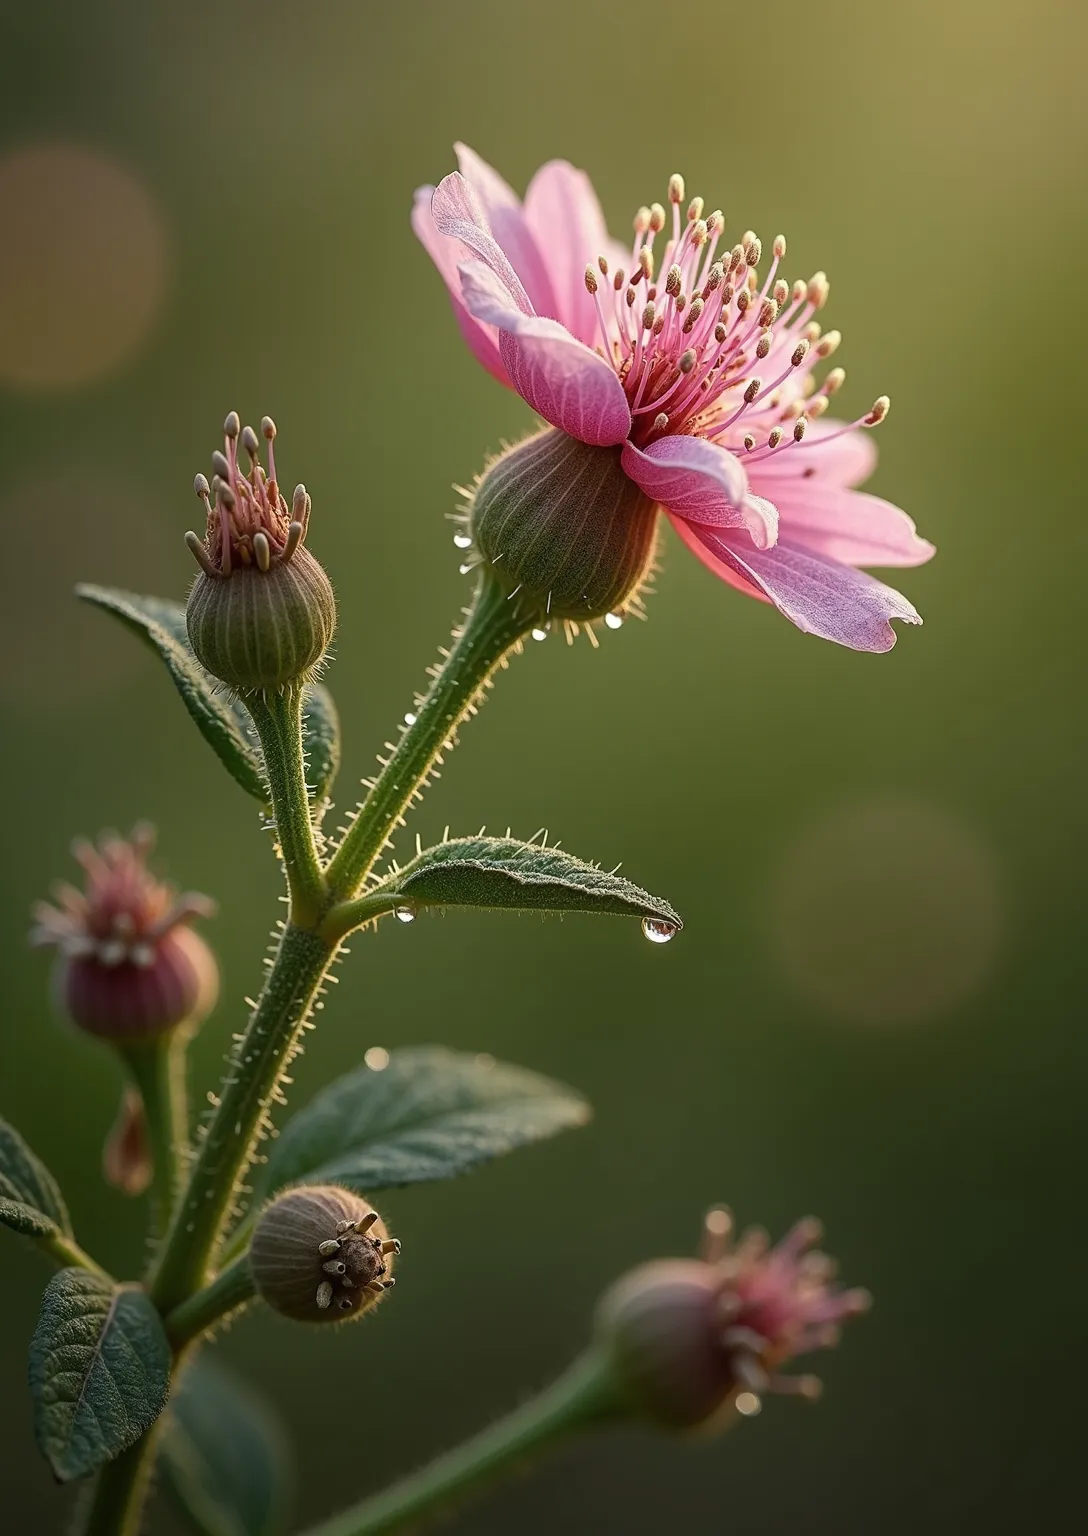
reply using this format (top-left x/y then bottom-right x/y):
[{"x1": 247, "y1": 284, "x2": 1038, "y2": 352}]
[
  {"x1": 250, "y1": 1185, "x2": 399, "y2": 1325},
  {"x1": 595, "y1": 1207, "x2": 870, "y2": 1431},
  {"x1": 30, "y1": 825, "x2": 218, "y2": 1040},
  {"x1": 102, "y1": 1085, "x2": 153, "y2": 1196}
]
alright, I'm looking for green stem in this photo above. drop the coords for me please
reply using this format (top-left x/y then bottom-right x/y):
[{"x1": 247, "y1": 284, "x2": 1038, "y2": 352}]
[
  {"x1": 325, "y1": 579, "x2": 533, "y2": 900},
  {"x1": 78, "y1": 1434, "x2": 160, "y2": 1536},
  {"x1": 149, "y1": 922, "x2": 335, "y2": 1312},
  {"x1": 119, "y1": 1031, "x2": 189, "y2": 1240},
  {"x1": 301, "y1": 1351, "x2": 621, "y2": 1536},
  {"x1": 40, "y1": 1230, "x2": 112, "y2": 1282},
  {"x1": 247, "y1": 686, "x2": 327, "y2": 928},
  {"x1": 164, "y1": 1252, "x2": 256, "y2": 1347}
]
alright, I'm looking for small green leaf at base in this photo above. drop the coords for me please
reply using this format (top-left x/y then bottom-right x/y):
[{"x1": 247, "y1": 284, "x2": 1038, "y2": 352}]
[
  {"x1": 76, "y1": 586, "x2": 341, "y2": 804},
  {"x1": 29, "y1": 1269, "x2": 172, "y2": 1482},
  {"x1": 252, "y1": 1047, "x2": 591, "y2": 1202},
  {"x1": 381, "y1": 835, "x2": 682, "y2": 930},
  {"x1": 160, "y1": 1357, "x2": 291, "y2": 1536},
  {"x1": 0, "y1": 1114, "x2": 72, "y2": 1242}
]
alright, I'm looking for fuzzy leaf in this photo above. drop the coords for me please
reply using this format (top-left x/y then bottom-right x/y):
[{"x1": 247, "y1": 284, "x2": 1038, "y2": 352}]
[
  {"x1": 161, "y1": 1357, "x2": 291, "y2": 1536},
  {"x1": 386, "y1": 835, "x2": 682, "y2": 929},
  {"x1": 76, "y1": 586, "x2": 341, "y2": 803},
  {"x1": 254, "y1": 1047, "x2": 590, "y2": 1200},
  {"x1": 0, "y1": 1114, "x2": 72, "y2": 1241},
  {"x1": 29, "y1": 1269, "x2": 172, "y2": 1482}
]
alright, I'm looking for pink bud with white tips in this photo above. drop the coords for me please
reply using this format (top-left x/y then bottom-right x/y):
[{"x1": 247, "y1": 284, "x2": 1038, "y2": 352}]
[
  {"x1": 596, "y1": 1206, "x2": 870, "y2": 1431},
  {"x1": 30, "y1": 824, "x2": 218, "y2": 1040}
]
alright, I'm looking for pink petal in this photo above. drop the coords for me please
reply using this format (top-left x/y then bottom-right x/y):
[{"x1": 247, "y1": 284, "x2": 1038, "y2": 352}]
[
  {"x1": 453, "y1": 144, "x2": 559, "y2": 319},
  {"x1": 430, "y1": 173, "x2": 533, "y2": 313},
  {"x1": 754, "y1": 420, "x2": 877, "y2": 488},
  {"x1": 459, "y1": 259, "x2": 631, "y2": 447},
  {"x1": 622, "y1": 436, "x2": 776, "y2": 550},
  {"x1": 672, "y1": 518, "x2": 922, "y2": 652},
  {"x1": 523, "y1": 159, "x2": 616, "y2": 347},
  {"x1": 751, "y1": 479, "x2": 935, "y2": 569},
  {"x1": 412, "y1": 186, "x2": 508, "y2": 384}
]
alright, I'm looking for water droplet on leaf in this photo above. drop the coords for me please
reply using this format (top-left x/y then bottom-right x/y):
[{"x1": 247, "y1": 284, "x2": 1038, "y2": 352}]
[
  {"x1": 404, "y1": 712, "x2": 417, "y2": 725},
  {"x1": 641, "y1": 917, "x2": 676, "y2": 944},
  {"x1": 458, "y1": 562, "x2": 474, "y2": 576},
  {"x1": 531, "y1": 626, "x2": 549, "y2": 642},
  {"x1": 604, "y1": 611, "x2": 624, "y2": 630},
  {"x1": 453, "y1": 532, "x2": 473, "y2": 549},
  {"x1": 394, "y1": 906, "x2": 416, "y2": 924}
]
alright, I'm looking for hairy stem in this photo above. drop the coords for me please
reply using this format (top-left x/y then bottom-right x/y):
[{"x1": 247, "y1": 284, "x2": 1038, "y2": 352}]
[
  {"x1": 301, "y1": 1350, "x2": 621, "y2": 1536},
  {"x1": 78, "y1": 1434, "x2": 160, "y2": 1536},
  {"x1": 119, "y1": 1032, "x2": 189, "y2": 1241},
  {"x1": 247, "y1": 685, "x2": 327, "y2": 928},
  {"x1": 149, "y1": 922, "x2": 335, "y2": 1312},
  {"x1": 325, "y1": 579, "x2": 533, "y2": 900},
  {"x1": 164, "y1": 1252, "x2": 256, "y2": 1347}
]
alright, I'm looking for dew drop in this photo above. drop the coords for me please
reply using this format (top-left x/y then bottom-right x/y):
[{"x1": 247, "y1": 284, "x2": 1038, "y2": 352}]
[
  {"x1": 453, "y1": 531, "x2": 473, "y2": 549},
  {"x1": 604, "y1": 611, "x2": 624, "y2": 630},
  {"x1": 403, "y1": 712, "x2": 417, "y2": 725},
  {"x1": 641, "y1": 917, "x2": 676, "y2": 944},
  {"x1": 458, "y1": 562, "x2": 474, "y2": 575},
  {"x1": 531, "y1": 626, "x2": 549, "y2": 642},
  {"x1": 394, "y1": 906, "x2": 416, "y2": 924}
]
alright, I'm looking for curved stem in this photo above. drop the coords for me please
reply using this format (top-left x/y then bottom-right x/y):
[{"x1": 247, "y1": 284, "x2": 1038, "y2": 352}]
[
  {"x1": 149, "y1": 922, "x2": 336, "y2": 1312},
  {"x1": 247, "y1": 686, "x2": 327, "y2": 928},
  {"x1": 300, "y1": 1351, "x2": 621, "y2": 1536},
  {"x1": 40, "y1": 1230, "x2": 112, "y2": 1282},
  {"x1": 78, "y1": 1433, "x2": 160, "y2": 1536},
  {"x1": 164, "y1": 1252, "x2": 256, "y2": 1347},
  {"x1": 326, "y1": 580, "x2": 533, "y2": 900},
  {"x1": 119, "y1": 1032, "x2": 189, "y2": 1241}
]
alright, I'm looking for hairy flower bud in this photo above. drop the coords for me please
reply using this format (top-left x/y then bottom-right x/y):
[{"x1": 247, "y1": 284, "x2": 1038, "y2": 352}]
[
  {"x1": 468, "y1": 428, "x2": 658, "y2": 624},
  {"x1": 595, "y1": 1207, "x2": 870, "y2": 1431},
  {"x1": 30, "y1": 825, "x2": 218, "y2": 1040},
  {"x1": 185, "y1": 414, "x2": 336, "y2": 693},
  {"x1": 250, "y1": 1185, "x2": 399, "y2": 1324}
]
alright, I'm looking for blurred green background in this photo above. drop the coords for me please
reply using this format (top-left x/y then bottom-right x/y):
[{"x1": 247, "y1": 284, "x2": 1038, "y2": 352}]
[{"x1": 1, "y1": 0, "x2": 1084, "y2": 1531}]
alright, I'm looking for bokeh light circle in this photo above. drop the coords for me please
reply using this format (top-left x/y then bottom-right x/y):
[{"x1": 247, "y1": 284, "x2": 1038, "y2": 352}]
[
  {"x1": 768, "y1": 796, "x2": 1003, "y2": 1026},
  {"x1": 0, "y1": 144, "x2": 168, "y2": 389}
]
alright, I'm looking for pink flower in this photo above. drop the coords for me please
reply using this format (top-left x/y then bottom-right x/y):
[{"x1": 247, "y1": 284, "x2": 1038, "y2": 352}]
[{"x1": 414, "y1": 146, "x2": 934, "y2": 652}]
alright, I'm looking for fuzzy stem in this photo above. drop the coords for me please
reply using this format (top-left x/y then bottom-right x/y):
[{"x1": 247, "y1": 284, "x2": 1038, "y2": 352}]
[
  {"x1": 247, "y1": 685, "x2": 328, "y2": 928},
  {"x1": 149, "y1": 922, "x2": 335, "y2": 1313},
  {"x1": 118, "y1": 1031, "x2": 189, "y2": 1240},
  {"x1": 40, "y1": 1231, "x2": 113, "y2": 1282},
  {"x1": 325, "y1": 579, "x2": 533, "y2": 900},
  {"x1": 78, "y1": 1434, "x2": 160, "y2": 1536},
  {"x1": 301, "y1": 1350, "x2": 621, "y2": 1536},
  {"x1": 164, "y1": 1252, "x2": 256, "y2": 1347}
]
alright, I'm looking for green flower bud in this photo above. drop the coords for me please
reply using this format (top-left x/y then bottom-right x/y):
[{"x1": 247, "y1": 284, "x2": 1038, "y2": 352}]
[
  {"x1": 467, "y1": 428, "x2": 658, "y2": 625},
  {"x1": 250, "y1": 1185, "x2": 399, "y2": 1324},
  {"x1": 185, "y1": 413, "x2": 336, "y2": 694}
]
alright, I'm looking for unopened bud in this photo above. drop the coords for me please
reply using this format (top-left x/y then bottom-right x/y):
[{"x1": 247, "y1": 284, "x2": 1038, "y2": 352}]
[
  {"x1": 469, "y1": 429, "x2": 658, "y2": 623},
  {"x1": 102, "y1": 1086, "x2": 152, "y2": 1196},
  {"x1": 595, "y1": 1207, "x2": 869, "y2": 1432},
  {"x1": 251, "y1": 1185, "x2": 399, "y2": 1324},
  {"x1": 185, "y1": 413, "x2": 336, "y2": 694},
  {"x1": 30, "y1": 826, "x2": 218, "y2": 1041}
]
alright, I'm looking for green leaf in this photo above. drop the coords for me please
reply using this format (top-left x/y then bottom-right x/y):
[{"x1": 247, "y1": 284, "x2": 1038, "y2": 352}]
[
  {"x1": 254, "y1": 1047, "x2": 590, "y2": 1201},
  {"x1": 384, "y1": 835, "x2": 682, "y2": 930},
  {"x1": 29, "y1": 1269, "x2": 172, "y2": 1482},
  {"x1": 301, "y1": 680, "x2": 340, "y2": 807},
  {"x1": 76, "y1": 586, "x2": 341, "y2": 804},
  {"x1": 160, "y1": 1357, "x2": 291, "y2": 1536},
  {"x1": 0, "y1": 1114, "x2": 72, "y2": 1241}
]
